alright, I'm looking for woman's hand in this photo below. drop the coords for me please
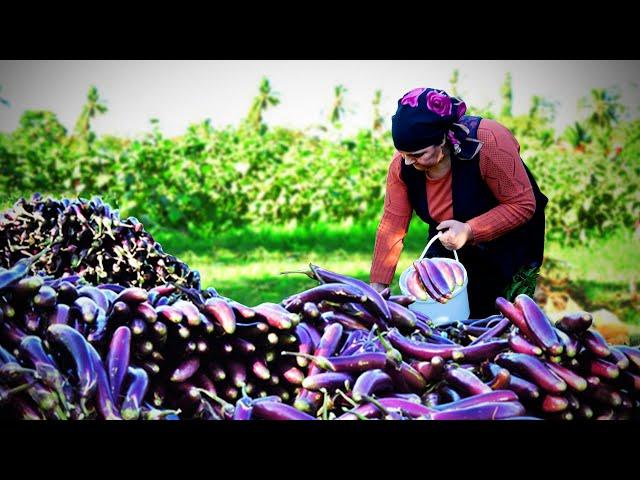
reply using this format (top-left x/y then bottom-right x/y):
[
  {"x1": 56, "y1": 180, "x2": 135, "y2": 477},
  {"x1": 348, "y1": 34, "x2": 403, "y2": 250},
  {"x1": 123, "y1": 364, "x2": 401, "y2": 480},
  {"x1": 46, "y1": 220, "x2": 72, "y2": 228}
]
[{"x1": 436, "y1": 220, "x2": 474, "y2": 250}]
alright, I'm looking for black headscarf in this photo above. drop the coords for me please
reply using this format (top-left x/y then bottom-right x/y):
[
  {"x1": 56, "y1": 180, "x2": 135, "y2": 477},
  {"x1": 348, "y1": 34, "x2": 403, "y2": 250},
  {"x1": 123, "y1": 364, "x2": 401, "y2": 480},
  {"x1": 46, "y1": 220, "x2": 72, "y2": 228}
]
[{"x1": 391, "y1": 87, "x2": 478, "y2": 158}]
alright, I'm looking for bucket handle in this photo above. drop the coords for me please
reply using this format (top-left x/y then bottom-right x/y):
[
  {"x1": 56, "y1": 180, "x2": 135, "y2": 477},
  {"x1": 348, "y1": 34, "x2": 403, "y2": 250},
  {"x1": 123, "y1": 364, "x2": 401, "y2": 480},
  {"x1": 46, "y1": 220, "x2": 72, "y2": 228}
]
[{"x1": 418, "y1": 232, "x2": 460, "y2": 263}]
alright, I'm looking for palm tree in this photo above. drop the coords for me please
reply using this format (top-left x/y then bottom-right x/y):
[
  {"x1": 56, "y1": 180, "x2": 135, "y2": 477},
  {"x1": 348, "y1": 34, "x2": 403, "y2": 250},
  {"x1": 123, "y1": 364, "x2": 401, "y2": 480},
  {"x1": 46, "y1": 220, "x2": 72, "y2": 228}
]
[
  {"x1": 372, "y1": 89, "x2": 384, "y2": 134},
  {"x1": 246, "y1": 77, "x2": 280, "y2": 128},
  {"x1": 449, "y1": 69, "x2": 461, "y2": 97},
  {"x1": 578, "y1": 87, "x2": 625, "y2": 132},
  {"x1": 563, "y1": 121, "x2": 592, "y2": 151},
  {"x1": 329, "y1": 84, "x2": 347, "y2": 127},
  {"x1": 500, "y1": 72, "x2": 513, "y2": 118},
  {"x1": 73, "y1": 85, "x2": 108, "y2": 139}
]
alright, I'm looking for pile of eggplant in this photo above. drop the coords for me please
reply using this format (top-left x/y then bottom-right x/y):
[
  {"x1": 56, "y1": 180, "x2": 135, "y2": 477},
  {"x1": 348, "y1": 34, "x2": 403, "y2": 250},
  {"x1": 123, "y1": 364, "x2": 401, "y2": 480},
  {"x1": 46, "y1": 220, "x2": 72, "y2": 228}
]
[
  {"x1": 2, "y1": 197, "x2": 639, "y2": 419},
  {"x1": 0, "y1": 193, "x2": 200, "y2": 290}
]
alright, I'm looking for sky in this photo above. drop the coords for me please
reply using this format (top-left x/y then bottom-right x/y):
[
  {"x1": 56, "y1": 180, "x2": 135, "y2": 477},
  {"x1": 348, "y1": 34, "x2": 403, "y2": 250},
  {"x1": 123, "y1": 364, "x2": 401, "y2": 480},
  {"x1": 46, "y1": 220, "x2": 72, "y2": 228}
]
[{"x1": 0, "y1": 60, "x2": 639, "y2": 138}]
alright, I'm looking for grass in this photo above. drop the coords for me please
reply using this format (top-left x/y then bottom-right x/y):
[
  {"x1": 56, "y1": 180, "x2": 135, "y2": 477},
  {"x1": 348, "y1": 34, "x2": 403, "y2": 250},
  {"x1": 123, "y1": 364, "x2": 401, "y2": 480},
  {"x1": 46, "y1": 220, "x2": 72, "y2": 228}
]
[{"x1": 152, "y1": 221, "x2": 640, "y2": 324}]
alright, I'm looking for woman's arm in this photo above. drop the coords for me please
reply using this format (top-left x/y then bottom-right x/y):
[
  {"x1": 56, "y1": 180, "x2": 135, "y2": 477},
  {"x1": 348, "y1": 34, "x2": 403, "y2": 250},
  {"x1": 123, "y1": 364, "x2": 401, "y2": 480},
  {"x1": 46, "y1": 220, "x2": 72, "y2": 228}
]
[
  {"x1": 465, "y1": 120, "x2": 536, "y2": 244},
  {"x1": 370, "y1": 155, "x2": 412, "y2": 287}
]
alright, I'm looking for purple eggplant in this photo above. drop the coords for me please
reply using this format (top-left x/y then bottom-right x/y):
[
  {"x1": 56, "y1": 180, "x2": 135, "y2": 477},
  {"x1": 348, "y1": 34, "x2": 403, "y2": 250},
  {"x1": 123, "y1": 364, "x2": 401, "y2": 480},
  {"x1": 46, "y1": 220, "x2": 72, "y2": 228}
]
[
  {"x1": 339, "y1": 397, "x2": 436, "y2": 420},
  {"x1": 387, "y1": 301, "x2": 418, "y2": 330},
  {"x1": 508, "y1": 330, "x2": 543, "y2": 356},
  {"x1": 321, "y1": 311, "x2": 368, "y2": 331},
  {"x1": 32, "y1": 285, "x2": 58, "y2": 309},
  {"x1": 203, "y1": 298, "x2": 237, "y2": 334},
  {"x1": 226, "y1": 299, "x2": 256, "y2": 319},
  {"x1": 18, "y1": 335, "x2": 56, "y2": 369},
  {"x1": 308, "y1": 323, "x2": 344, "y2": 376},
  {"x1": 495, "y1": 296, "x2": 535, "y2": 339},
  {"x1": 553, "y1": 328, "x2": 578, "y2": 358},
  {"x1": 307, "y1": 264, "x2": 391, "y2": 322},
  {"x1": 406, "y1": 269, "x2": 430, "y2": 301},
  {"x1": 586, "y1": 357, "x2": 620, "y2": 380},
  {"x1": 428, "y1": 401, "x2": 525, "y2": 420},
  {"x1": 454, "y1": 340, "x2": 510, "y2": 363},
  {"x1": 294, "y1": 324, "x2": 313, "y2": 368},
  {"x1": 302, "y1": 372, "x2": 353, "y2": 391},
  {"x1": 555, "y1": 311, "x2": 593, "y2": 333},
  {"x1": 469, "y1": 317, "x2": 510, "y2": 346},
  {"x1": 543, "y1": 361, "x2": 587, "y2": 392},
  {"x1": 170, "y1": 357, "x2": 200, "y2": 383},
  {"x1": 495, "y1": 352, "x2": 566, "y2": 393},
  {"x1": 114, "y1": 287, "x2": 148, "y2": 305},
  {"x1": 413, "y1": 261, "x2": 446, "y2": 303},
  {"x1": 542, "y1": 394, "x2": 569, "y2": 413},
  {"x1": 251, "y1": 357, "x2": 271, "y2": 381},
  {"x1": 252, "y1": 400, "x2": 316, "y2": 420},
  {"x1": 283, "y1": 283, "x2": 368, "y2": 313},
  {"x1": 613, "y1": 345, "x2": 640, "y2": 372},
  {"x1": 514, "y1": 294, "x2": 563, "y2": 356},
  {"x1": 107, "y1": 326, "x2": 131, "y2": 400},
  {"x1": 412, "y1": 356, "x2": 445, "y2": 382},
  {"x1": 434, "y1": 390, "x2": 519, "y2": 411},
  {"x1": 433, "y1": 259, "x2": 456, "y2": 291},
  {"x1": 120, "y1": 367, "x2": 149, "y2": 420},
  {"x1": 87, "y1": 343, "x2": 122, "y2": 420},
  {"x1": 607, "y1": 347, "x2": 630, "y2": 370},
  {"x1": 352, "y1": 369, "x2": 393, "y2": 402},
  {"x1": 48, "y1": 304, "x2": 70, "y2": 325},
  {"x1": 423, "y1": 258, "x2": 453, "y2": 299},
  {"x1": 46, "y1": 324, "x2": 97, "y2": 400},
  {"x1": 77, "y1": 286, "x2": 109, "y2": 312},
  {"x1": 387, "y1": 328, "x2": 464, "y2": 361},
  {"x1": 72, "y1": 296, "x2": 99, "y2": 324},
  {"x1": 389, "y1": 294, "x2": 417, "y2": 307},
  {"x1": 443, "y1": 364, "x2": 492, "y2": 396},
  {"x1": 327, "y1": 352, "x2": 388, "y2": 373},
  {"x1": 582, "y1": 329, "x2": 611, "y2": 358},
  {"x1": 134, "y1": 302, "x2": 158, "y2": 324},
  {"x1": 172, "y1": 300, "x2": 201, "y2": 327}
]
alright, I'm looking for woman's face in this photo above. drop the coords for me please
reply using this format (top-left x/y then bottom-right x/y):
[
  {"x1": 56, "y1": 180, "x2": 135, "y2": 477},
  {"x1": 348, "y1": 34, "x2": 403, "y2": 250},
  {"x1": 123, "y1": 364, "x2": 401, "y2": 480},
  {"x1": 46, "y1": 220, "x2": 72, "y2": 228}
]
[{"x1": 399, "y1": 139, "x2": 447, "y2": 171}]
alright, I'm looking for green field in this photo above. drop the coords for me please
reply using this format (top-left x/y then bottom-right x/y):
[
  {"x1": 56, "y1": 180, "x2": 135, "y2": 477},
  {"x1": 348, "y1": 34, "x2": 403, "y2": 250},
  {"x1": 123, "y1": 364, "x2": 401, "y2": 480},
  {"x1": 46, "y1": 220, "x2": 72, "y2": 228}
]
[{"x1": 152, "y1": 221, "x2": 640, "y2": 324}]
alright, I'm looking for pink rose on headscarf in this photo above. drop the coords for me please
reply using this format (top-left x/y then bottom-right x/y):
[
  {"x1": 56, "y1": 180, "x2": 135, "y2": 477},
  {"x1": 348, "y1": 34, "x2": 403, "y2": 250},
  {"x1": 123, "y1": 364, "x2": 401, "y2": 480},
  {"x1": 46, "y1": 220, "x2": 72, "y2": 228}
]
[
  {"x1": 425, "y1": 90, "x2": 452, "y2": 116},
  {"x1": 400, "y1": 88, "x2": 425, "y2": 108}
]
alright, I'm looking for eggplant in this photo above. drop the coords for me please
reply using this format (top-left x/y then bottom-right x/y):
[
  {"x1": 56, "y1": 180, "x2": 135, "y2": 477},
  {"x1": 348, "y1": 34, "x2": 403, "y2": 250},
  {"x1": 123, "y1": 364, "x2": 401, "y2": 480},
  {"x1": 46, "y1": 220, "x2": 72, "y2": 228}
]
[
  {"x1": 134, "y1": 302, "x2": 158, "y2": 324},
  {"x1": 77, "y1": 286, "x2": 109, "y2": 312},
  {"x1": 87, "y1": 343, "x2": 122, "y2": 420},
  {"x1": 172, "y1": 300, "x2": 201, "y2": 327},
  {"x1": 413, "y1": 261, "x2": 445, "y2": 303},
  {"x1": 514, "y1": 294, "x2": 563, "y2": 355},
  {"x1": 433, "y1": 258, "x2": 456, "y2": 291},
  {"x1": 387, "y1": 328, "x2": 464, "y2": 361},
  {"x1": 613, "y1": 345, "x2": 640, "y2": 372},
  {"x1": 469, "y1": 317, "x2": 510, "y2": 346},
  {"x1": 607, "y1": 347, "x2": 630, "y2": 370},
  {"x1": 32, "y1": 285, "x2": 58, "y2": 309},
  {"x1": 427, "y1": 401, "x2": 525, "y2": 420},
  {"x1": 107, "y1": 326, "x2": 132, "y2": 400},
  {"x1": 170, "y1": 357, "x2": 200, "y2": 383},
  {"x1": 114, "y1": 287, "x2": 148, "y2": 305},
  {"x1": 582, "y1": 330, "x2": 611, "y2": 358},
  {"x1": 352, "y1": 369, "x2": 393, "y2": 402},
  {"x1": 46, "y1": 324, "x2": 97, "y2": 400},
  {"x1": 541, "y1": 394, "x2": 569, "y2": 413},
  {"x1": 412, "y1": 356, "x2": 444, "y2": 382},
  {"x1": 555, "y1": 312, "x2": 593, "y2": 333},
  {"x1": 508, "y1": 331, "x2": 543, "y2": 356},
  {"x1": 252, "y1": 303, "x2": 296, "y2": 331},
  {"x1": 283, "y1": 283, "x2": 369, "y2": 313},
  {"x1": 302, "y1": 372, "x2": 353, "y2": 391},
  {"x1": 423, "y1": 258, "x2": 453, "y2": 299},
  {"x1": 406, "y1": 269, "x2": 429, "y2": 301},
  {"x1": 48, "y1": 304, "x2": 70, "y2": 325},
  {"x1": 252, "y1": 400, "x2": 316, "y2": 420},
  {"x1": 387, "y1": 301, "x2": 418, "y2": 330},
  {"x1": 495, "y1": 297, "x2": 535, "y2": 339},
  {"x1": 203, "y1": 298, "x2": 237, "y2": 334},
  {"x1": 307, "y1": 264, "x2": 391, "y2": 322},
  {"x1": 433, "y1": 390, "x2": 519, "y2": 411},
  {"x1": 495, "y1": 352, "x2": 566, "y2": 393},
  {"x1": 443, "y1": 364, "x2": 492, "y2": 396},
  {"x1": 543, "y1": 361, "x2": 587, "y2": 392},
  {"x1": 388, "y1": 295, "x2": 417, "y2": 307}
]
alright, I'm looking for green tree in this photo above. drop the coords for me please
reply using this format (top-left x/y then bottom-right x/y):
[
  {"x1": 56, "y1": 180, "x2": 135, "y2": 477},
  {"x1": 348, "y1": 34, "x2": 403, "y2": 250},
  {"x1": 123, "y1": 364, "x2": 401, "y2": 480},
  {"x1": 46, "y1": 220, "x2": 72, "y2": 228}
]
[
  {"x1": 329, "y1": 84, "x2": 347, "y2": 127},
  {"x1": 578, "y1": 87, "x2": 625, "y2": 132},
  {"x1": 372, "y1": 89, "x2": 384, "y2": 134},
  {"x1": 73, "y1": 85, "x2": 108, "y2": 141},
  {"x1": 500, "y1": 72, "x2": 513, "y2": 118},
  {"x1": 245, "y1": 77, "x2": 280, "y2": 129},
  {"x1": 563, "y1": 121, "x2": 592, "y2": 151},
  {"x1": 449, "y1": 69, "x2": 461, "y2": 97}
]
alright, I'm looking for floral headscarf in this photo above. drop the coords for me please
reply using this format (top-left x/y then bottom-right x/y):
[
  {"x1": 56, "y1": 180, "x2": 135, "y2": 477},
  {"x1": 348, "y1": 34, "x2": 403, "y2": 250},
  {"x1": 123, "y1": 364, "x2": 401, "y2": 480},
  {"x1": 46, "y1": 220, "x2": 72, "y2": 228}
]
[{"x1": 391, "y1": 87, "x2": 482, "y2": 160}]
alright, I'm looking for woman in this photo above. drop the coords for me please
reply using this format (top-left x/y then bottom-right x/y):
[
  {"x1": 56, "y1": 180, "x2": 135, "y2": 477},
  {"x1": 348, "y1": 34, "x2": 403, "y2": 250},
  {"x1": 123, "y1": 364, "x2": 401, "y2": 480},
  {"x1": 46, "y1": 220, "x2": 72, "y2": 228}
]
[{"x1": 369, "y1": 87, "x2": 548, "y2": 318}]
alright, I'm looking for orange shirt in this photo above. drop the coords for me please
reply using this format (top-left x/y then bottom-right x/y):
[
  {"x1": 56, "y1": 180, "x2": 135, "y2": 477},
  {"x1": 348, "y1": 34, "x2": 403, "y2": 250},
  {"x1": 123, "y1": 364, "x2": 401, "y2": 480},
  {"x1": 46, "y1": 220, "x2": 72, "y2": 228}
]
[{"x1": 370, "y1": 118, "x2": 536, "y2": 285}]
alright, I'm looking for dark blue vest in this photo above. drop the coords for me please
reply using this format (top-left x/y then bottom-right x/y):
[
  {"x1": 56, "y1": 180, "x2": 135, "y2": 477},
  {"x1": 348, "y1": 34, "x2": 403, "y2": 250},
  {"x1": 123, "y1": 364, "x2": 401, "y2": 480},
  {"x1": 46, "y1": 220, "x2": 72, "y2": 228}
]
[{"x1": 400, "y1": 116, "x2": 548, "y2": 287}]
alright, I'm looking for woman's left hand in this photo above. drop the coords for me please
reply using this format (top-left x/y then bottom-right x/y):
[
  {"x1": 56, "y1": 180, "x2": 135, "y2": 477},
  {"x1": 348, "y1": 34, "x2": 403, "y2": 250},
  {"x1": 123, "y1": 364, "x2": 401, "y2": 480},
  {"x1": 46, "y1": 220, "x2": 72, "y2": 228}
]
[{"x1": 436, "y1": 220, "x2": 474, "y2": 250}]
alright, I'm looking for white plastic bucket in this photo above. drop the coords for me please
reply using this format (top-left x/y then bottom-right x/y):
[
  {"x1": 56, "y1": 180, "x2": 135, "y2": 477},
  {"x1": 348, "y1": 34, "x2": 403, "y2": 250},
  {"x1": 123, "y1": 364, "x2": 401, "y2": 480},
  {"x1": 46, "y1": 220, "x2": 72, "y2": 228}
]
[{"x1": 398, "y1": 233, "x2": 470, "y2": 326}]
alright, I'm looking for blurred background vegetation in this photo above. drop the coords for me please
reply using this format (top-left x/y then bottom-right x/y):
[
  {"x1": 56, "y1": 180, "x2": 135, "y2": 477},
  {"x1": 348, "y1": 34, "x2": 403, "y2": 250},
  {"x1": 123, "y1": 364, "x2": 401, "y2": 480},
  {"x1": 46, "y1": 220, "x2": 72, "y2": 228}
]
[{"x1": 1, "y1": 71, "x2": 638, "y2": 324}]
